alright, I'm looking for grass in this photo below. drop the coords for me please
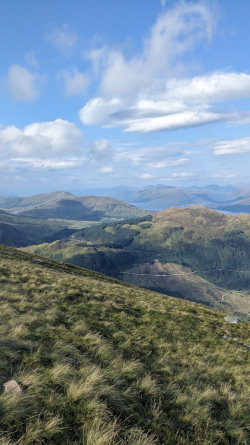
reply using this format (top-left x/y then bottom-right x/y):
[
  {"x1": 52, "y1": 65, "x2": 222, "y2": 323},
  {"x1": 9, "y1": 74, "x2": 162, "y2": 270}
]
[{"x1": 0, "y1": 243, "x2": 249, "y2": 444}]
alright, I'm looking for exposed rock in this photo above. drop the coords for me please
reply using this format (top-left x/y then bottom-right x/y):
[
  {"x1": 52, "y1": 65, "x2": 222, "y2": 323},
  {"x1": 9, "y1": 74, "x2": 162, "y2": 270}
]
[
  {"x1": 224, "y1": 316, "x2": 240, "y2": 323},
  {"x1": 3, "y1": 379, "x2": 22, "y2": 394}
]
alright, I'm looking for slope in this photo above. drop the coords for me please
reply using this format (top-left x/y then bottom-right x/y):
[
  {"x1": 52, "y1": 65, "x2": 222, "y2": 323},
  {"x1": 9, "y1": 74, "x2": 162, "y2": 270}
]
[
  {"x1": 25, "y1": 207, "x2": 250, "y2": 318},
  {"x1": 0, "y1": 243, "x2": 249, "y2": 444},
  {"x1": 0, "y1": 210, "x2": 77, "y2": 247}
]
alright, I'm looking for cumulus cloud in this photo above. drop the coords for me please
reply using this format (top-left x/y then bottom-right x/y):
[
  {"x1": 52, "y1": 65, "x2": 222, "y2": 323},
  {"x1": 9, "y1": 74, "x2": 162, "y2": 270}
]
[
  {"x1": 60, "y1": 68, "x2": 89, "y2": 96},
  {"x1": 213, "y1": 136, "x2": 250, "y2": 155},
  {"x1": 79, "y1": 2, "x2": 250, "y2": 133},
  {"x1": 6, "y1": 65, "x2": 41, "y2": 101},
  {"x1": 46, "y1": 24, "x2": 78, "y2": 53},
  {"x1": 79, "y1": 97, "x2": 122, "y2": 126},
  {"x1": 79, "y1": 1, "x2": 218, "y2": 131},
  {"x1": 0, "y1": 119, "x2": 83, "y2": 157},
  {"x1": 99, "y1": 1, "x2": 213, "y2": 98}
]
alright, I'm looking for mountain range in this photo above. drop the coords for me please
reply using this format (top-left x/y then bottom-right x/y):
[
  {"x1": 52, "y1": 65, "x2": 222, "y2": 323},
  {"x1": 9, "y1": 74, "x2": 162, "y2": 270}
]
[{"x1": 69, "y1": 184, "x2": 250, "y2": 213}]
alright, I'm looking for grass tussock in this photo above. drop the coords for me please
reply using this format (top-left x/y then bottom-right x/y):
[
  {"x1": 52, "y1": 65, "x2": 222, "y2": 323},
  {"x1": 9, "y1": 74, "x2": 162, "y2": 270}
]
[{"x1": 0, "y1": 243, "x2": 249, "y2": 444}]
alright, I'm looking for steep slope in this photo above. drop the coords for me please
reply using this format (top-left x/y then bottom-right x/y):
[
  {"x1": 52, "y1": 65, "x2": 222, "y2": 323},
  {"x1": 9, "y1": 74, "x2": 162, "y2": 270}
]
[
  {"x1": 0, "y1": 243, "x2": 249, "y2": 444},
  {"x1": 25, "y1": 207, "x2": 250, "y2": 318}
]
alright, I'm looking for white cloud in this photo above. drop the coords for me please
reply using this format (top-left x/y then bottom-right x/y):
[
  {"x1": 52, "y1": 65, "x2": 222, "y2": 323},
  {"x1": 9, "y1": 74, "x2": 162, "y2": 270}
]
[
  {"x1": 147, "y1": 157, "x2": 189, "y2": 168},
  {"x1": 140, "y1": 173, "x2": 155, "y2": 179},
  {"x1": 171, "y1": 172, "x2": 194, "y2": 178},
  {"x1": 99, "y1": 165, "x2": 113, "y2": 173},
  {"x1": 79, "y1": 1, "x2": 216, "y2": 130},
  {"x1": 10, "y1": 157, "x2": 80, "y2": 169},
  {"x1": 89, "y1": 139, "x2": 113, "y2": 160},
  {"x1": 46, "y1": 25, "x2": 78, "y2": 53},
  {"x1": 60, "y1": 69, "x2": 89, "y2": 96},
  {"x1": 80, "y1": 71, "x2": 250, "y2": 132},
  {"x1": 6, "y1": 65, "x2": 40, "y2": 102},
  {"x1": 25, "y1": 52, "x2": 39, "y2": 69},
  {"x1": 114, "y1": 143, "x2": 186, "y2": 165},
  {"x1": 0, "y1": 119, "x2": 83, "y2": 157},
  {"x1": 79, "y1": 97, "x2": 122, "y2": 126},
  {"x1": 86, "y1": 46, "x2": 109, "y2": 73},
  {"x1": 98, "y1": 2, "x2": 213, "y2": 98},
  {"x1": 79, "y1": 2, "x2": 250, "y2": 133},
  {"x1": 212, "y1": 171, "x2": 238, "y2": 179},
  {"x1": 213, "y1": 137, "x2": 250, "y2": 155}
]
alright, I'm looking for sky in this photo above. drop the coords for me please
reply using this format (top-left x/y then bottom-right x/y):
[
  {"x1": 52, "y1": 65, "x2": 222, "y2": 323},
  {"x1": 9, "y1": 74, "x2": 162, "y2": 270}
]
[{"x1": 1, "y1": 0, "x2": 250, "y2": 195}]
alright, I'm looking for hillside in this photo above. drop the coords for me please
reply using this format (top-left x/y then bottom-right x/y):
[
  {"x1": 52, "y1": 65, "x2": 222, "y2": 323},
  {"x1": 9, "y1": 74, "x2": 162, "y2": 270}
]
[
  {"x1": 25, "y1": 207, "x2": 250, "y2": 318},
  {"x1": 0, "y1": 210, "x2": 78, "y2": 247},
  {"x1": 0, "y1": 191, "x2": 150, "y2": 221},
  {"x1": 0, "y1": 243, "x2": 249, "y2": 444}
]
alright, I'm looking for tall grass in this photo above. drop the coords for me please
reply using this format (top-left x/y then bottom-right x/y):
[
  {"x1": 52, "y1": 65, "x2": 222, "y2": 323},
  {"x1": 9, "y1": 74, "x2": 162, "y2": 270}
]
[{"x1": 0, "y1": 243, "x2": 249, "y2": 444}]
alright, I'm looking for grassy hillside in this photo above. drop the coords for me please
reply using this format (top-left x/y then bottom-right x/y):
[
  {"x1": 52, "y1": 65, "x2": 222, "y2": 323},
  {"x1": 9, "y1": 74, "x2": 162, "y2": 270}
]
[
  {"x1": 0, "y1": 243, "x2": 249, "y2": 444},
  {"x1": 25, "y1": 207, "x2": 250, "y2": 318}
]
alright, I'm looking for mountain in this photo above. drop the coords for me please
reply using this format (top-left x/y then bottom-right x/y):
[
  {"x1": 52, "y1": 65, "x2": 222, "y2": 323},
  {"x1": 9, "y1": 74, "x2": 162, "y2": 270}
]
[
  {"x1": 25, "y1": 207, "x2": 250, "y2": 318},
  {"x1": 129, "y1": 185, "x2": 217, "y2": 210},
  {"x1": 0, "y1": 243, "x2": 249, "y2": 444},
  {"x1": 220, "y1": 193, "x2": 250, "y2": 213},
  {"x1": 0, "y1": 191, "x2": 150, "y2": 221},
  {"x1": 88, "y1": 184, "x2": 250, "y2": 213}
]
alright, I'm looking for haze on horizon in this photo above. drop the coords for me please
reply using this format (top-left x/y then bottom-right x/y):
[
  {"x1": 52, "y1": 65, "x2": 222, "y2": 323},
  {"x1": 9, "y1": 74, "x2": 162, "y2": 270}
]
[{"x1": 1, "y1": 0, "x2": 250, "y2": 196}]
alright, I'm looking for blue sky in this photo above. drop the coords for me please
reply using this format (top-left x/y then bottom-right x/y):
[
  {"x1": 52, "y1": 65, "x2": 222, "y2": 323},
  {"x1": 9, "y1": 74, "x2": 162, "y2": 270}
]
[{"x1": 1, "y1": 0, "x2": 250, "y2": 195}]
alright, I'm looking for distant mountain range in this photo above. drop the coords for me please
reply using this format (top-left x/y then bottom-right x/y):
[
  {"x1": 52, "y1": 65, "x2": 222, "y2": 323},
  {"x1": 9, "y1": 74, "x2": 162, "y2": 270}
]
[
  {"x1": 128, "y1": 185, "x2": 250, "y2": 212},
  {"x1": 53, "y1": 184, "x2": 250, "y2": 213},
  {"x1": 1, "y1": 186, "x2": 250, "y2": 215}
]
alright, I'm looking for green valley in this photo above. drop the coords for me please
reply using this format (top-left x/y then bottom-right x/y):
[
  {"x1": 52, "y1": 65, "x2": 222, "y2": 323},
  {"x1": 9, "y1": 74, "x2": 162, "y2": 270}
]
[{"x1": 25, "y1": 207, "x2": 250, "y2": 319}]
